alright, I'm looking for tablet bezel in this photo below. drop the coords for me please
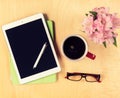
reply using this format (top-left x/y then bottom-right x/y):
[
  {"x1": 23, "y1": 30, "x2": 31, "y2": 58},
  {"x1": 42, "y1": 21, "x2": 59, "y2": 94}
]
[{"x1": 2, "y1": 13, "x2": 61, "y2": 84}]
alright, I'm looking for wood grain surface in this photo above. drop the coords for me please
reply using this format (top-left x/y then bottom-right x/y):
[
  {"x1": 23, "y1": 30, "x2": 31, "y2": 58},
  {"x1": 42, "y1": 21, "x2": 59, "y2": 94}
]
[{"x1": 0, "y1": 0, "x2": 120, "y2": 98}]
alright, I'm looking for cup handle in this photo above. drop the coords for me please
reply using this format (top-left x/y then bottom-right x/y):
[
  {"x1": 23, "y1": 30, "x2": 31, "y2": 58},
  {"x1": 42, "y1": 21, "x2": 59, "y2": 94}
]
[{"x1": 86, "y1": 51, "x2": 96, "y2": 60}]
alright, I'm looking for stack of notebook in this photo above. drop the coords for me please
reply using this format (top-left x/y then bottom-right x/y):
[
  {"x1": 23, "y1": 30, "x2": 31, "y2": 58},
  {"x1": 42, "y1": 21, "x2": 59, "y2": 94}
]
[{"x1": 10, "y1": 20, "x2": 56, "y2": 84}]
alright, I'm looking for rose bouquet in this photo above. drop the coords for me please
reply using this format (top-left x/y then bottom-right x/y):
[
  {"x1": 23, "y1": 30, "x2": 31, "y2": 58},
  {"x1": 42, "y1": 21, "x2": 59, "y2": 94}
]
[{"x1": 82, "y1": 7, "x2": 120, "y2": 47}]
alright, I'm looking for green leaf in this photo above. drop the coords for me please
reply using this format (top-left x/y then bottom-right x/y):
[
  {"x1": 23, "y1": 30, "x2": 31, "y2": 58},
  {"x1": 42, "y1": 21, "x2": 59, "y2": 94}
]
[
  {"x1": 85, "y1": 13, "x2": 88, "y2": 16},
  {"x1": 89, "y1": 11, "x2": 97, "y2": 20},
  {"x1": 103, "y1": 41, "x2": 107, "y2": 48},
  {"x1": 113, "y1": 37, "x2": 117, "y2": 47},
  {"x1": 112, "y1": 32, "x2": 117, "y2": 47},
  {"x1": 89, "y1": 11, "x2": 97, "y2": 16}
]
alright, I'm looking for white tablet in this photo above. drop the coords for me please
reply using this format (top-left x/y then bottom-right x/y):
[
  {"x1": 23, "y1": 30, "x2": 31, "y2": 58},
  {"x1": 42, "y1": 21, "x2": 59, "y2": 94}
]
[{"x1": 2, "y1": 13, "x2": 61, "y2": 84}]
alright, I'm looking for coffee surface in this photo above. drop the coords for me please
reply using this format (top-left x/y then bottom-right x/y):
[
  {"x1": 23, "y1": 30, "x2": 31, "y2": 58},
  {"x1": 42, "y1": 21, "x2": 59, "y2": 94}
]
[{"x1": 63, "y1": 36, "x2": 86, "y2": 60}]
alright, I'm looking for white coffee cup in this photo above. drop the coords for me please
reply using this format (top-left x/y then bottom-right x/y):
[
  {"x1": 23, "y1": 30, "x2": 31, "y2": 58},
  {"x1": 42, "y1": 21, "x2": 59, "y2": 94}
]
[{"x1": 62, "y1": 35, "x2": 96, "y2": 60}]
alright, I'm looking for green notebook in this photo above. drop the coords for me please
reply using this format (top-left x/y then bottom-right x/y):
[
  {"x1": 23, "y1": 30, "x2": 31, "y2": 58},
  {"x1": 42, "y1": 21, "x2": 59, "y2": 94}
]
[{"x1": 10, "y1": 20, "x2": 56, "y2": 84}]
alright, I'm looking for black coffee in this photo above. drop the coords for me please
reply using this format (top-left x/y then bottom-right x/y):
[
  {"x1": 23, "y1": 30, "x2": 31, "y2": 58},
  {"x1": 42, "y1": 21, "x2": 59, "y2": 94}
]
[{"x1": 63, "y1": 36, "x2": 86, "y2": 60}]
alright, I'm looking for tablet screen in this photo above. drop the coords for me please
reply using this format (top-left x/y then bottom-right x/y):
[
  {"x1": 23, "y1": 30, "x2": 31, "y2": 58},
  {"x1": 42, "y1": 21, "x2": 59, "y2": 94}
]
[{"x1": 3, "y1": 14, "x2": 60, "y2": 83}]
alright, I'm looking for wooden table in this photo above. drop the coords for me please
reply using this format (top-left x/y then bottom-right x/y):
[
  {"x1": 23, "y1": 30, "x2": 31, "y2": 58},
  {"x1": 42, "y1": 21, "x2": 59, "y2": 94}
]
[{"x1": 0, "y1": 0, "x2": 120, "y2": 98}]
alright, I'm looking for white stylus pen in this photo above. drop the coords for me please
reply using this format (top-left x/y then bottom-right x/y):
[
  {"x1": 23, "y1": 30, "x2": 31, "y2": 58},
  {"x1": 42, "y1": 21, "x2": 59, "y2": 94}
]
[{"x1": 33, "y1": 42, "x2": 47, "y2": 69}]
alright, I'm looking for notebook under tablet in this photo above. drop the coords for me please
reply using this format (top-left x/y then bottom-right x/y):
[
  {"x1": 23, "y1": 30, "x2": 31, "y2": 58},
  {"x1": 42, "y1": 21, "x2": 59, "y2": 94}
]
[{"x1": 2, "y1": 13, "x2": 61, "y2": 84}]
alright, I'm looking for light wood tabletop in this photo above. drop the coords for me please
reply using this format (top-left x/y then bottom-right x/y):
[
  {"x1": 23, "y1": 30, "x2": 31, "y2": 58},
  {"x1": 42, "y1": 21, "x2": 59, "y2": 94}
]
[{"x1": 1, "y1": 0, "x2": 120, "y2": 98}]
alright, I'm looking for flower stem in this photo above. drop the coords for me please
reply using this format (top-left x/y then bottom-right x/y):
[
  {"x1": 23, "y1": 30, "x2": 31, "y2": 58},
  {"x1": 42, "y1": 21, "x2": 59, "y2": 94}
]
[
  {"x1": 113, "y1": 37, "x2": 117, "y2": 47},
  {"x1": 103, "y1": 42, "x2": 107, "y2": 48}
]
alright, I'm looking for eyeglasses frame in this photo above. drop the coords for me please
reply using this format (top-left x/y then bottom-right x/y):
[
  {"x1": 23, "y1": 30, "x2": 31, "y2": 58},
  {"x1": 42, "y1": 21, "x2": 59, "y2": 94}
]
[{"x1": 65, "y1": 72, "x2": 101, "y2": 82}]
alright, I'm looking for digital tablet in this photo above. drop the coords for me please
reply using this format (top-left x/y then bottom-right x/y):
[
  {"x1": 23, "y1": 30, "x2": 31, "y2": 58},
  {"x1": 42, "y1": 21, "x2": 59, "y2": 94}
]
[{"x1": 2, "y1": 13, "x2": 61, "y2": 84}]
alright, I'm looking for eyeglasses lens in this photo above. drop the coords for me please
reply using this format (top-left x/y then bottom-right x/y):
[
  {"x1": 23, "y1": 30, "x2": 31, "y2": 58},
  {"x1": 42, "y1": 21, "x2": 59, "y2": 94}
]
[
  {"x1": 85, "y1": 75, "x2": 98, "y2": 82},
  {"x1": 68, "y1": 75, "x2": 82, "y2": 81}
]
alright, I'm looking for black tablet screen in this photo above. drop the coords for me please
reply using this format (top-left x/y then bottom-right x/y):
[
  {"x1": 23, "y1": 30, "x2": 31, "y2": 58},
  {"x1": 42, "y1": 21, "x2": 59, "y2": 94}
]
[{"x1": 6, "y1": 19, "x2": 57, "y2": 78}]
